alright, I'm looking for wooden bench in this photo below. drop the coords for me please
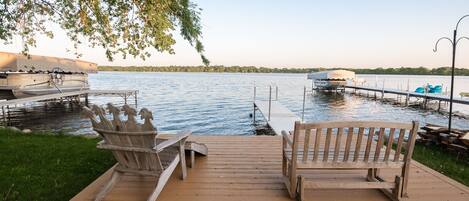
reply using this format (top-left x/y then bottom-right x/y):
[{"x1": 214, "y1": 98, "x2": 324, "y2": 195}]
[{"x1": 282, "y1": 121, "x2": 419, "y2": 201}]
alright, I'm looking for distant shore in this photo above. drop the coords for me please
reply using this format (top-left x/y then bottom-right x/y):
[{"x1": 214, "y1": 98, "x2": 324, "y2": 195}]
[{"x1": 98, "y1": 66, "x2": 469, "y2": 76}]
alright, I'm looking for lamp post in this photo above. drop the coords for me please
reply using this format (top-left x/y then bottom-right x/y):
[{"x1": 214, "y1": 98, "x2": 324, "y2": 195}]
[{"x1": 433, "y1": 15, "x2": 469, "y2": 133}]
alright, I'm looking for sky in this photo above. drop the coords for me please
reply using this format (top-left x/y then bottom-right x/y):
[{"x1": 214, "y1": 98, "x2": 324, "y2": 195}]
[{"x1": 1, "y1": 0, "x2": 469, "y2": 68}]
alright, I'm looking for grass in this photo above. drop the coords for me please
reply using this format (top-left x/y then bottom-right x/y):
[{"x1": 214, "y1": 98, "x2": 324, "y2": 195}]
[
  {"x1": 0, "y1": 129, "x2": 115, "y2": 201},
  {"x1": 412, "y1": 142, "x2": 469, "y2": 186}
]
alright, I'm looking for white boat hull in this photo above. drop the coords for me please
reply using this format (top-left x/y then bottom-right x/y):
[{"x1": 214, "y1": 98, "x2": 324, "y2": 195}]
[
  {"x1": 314, "y1": 80, "x2": 347, "y2": 90},
  {"x1": 0, "y1": 73, "x2": 89, "y2": 99}
]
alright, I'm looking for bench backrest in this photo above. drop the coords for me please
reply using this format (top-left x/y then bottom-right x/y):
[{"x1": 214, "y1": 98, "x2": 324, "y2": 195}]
[{"x1": 290, "y1": 121, "x2": 419, "y2": 166}]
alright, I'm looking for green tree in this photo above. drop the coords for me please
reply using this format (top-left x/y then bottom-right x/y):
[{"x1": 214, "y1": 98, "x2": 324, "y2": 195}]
[{"x1": 0, "y1": 0, "x2": 209, "y2": 65}]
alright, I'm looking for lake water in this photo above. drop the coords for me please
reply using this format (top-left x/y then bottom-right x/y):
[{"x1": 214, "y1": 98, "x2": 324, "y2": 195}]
[{"x1": 7, "y1": 72, "x2": 469, "y2": 135}]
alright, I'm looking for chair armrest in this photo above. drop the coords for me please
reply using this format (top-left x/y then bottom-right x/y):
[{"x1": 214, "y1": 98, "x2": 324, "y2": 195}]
[
  {"x1": 97, "y1": 140, "x2": 106, "y2": 147},
  {"x1": 154, "y1": 130, "x2": 191, "y2": 152},
  {"x1": 282, "y1": 130, "x2": 293, "y2": 147}
]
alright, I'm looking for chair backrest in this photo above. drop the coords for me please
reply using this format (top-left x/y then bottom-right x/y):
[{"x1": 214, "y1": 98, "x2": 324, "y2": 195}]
[
  {"x1": 290, "y1": 121, "x2": 419, "y2": 165},
  {"x1": 83, "y1": 104, "x2": 165, "y2": 172},
  {"x1": 95, "y1": 129, "x2": 165, "y2": 172}
]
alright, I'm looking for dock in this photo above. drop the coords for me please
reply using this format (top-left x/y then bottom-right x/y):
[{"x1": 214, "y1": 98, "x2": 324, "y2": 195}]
[
  {"x1": 0, "y1": 89, "x2": 138, "y2": 123},
  {"x1": 254, "y1": 100, "x2": 300, "y2": 135},
  {"x1": 72, "y1": 135, "x2": 469, "y2": 201},
  {"x1": 0, "y1": 89, "x2": 138, "y2": 107},
  {"x1": 252, "y1": 86, "x2": 302, "y2": 135},
  {"x1": 345, "y1": 85, "x2": 469, "y2": 105}
]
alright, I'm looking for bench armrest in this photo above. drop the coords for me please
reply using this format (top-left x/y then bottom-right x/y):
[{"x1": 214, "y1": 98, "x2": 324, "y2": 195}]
[
  {"x1": 282, "y1": 130, "x2": 293, "y2": 147},
  {"x1": 154, "y1": 130, "x2": 191, "y2": 152}
]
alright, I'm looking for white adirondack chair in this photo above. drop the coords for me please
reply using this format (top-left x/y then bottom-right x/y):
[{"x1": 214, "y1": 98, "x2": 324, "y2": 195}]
[{"x1": 83, "y1": 104, "x2": 191, "y2": 201}]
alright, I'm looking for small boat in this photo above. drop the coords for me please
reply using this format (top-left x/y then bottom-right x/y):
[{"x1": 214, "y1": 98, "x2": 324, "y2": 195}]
[
  {"x1": 307, "y1": 70, "x2": 356, "y2": 90},
  {"x1": 461, "y1": 92, "x2": 469, "y2": 98},
  {"x1": 0, "y1": 52, "x2": 97, "y2": 99},
  {"x1": 414, "y1": 84, "x2": 443, "y2": 94}
]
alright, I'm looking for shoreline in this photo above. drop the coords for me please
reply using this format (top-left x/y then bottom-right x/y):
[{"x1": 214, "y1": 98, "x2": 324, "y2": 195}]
[{"x1": 96, "y1": 66, "x2": 469, "y2": 76}]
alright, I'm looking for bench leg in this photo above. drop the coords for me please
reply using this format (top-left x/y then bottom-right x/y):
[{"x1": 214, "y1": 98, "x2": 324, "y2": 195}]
[
  {"x1": 285, "y1": 161, "x2": 298, "y2": 198},
  {"x1": 367, "y1": 170, "x2": 402, "y2": 201},
  {"x1": 367, "y1": 168, "x2": 374, "y2": 180},
  {"x1": 374, "y1": 169, "x2": 380, "y2": 177},
  {"x1": 299, "y1": 176, "x2": 305, "y2": 201},
  {"x1": 367, "y1": 168, "x2": 380, "y2": 180},
  {"x1": 393, "y1": 176, "x2": 403, "y2": 201},
  {"x1": 282, "y1": 154, "x2": 287, "y2": 176},
  {"x1": 401, "y1": 166, "x2": 410, "y2": 198}
]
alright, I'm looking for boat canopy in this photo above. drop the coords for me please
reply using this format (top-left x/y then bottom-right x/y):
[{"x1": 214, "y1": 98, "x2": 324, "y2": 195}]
[
  {"x1": 0, "y1": 52, "x2": 97, "y2": 73},
  {"x1": 307, "y1": 70, "x2": 355, "y2": 80}
]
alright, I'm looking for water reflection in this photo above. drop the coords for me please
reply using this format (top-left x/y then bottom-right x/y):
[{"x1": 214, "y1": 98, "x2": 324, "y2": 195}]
[{"x1": 2, "y1": 72, "x2": 469, "y2": 135}]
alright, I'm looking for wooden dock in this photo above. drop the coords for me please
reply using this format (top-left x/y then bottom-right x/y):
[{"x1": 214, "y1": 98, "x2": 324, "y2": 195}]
[
  {"x1": 72, "y1": 135, "x2": 469, "y2": 201},
  {"x1": 0, "y1": 89, "x2": 138, "y2": 107},
  {"x1": 345, "y1": 85, "x2": 469, "y2": 105},
  {"x1": 254, "y1": 100, "x2": 301, "y2": 135}
]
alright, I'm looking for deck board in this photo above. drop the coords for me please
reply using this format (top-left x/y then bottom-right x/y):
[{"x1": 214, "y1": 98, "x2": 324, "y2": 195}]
[{"x1": 71, "y1": 136, "x2": 469, "y2": 201}]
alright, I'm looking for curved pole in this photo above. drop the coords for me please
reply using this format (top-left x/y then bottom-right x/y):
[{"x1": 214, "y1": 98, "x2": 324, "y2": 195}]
[
  {"x1": 433, "y1": 37, "x2": 454, "y2": 52},
  {"x1": 456, "y1": 36, "x2": 469, "y2": 45},
  {"x1": 456, "y1": 15, "x2": 469, "y2": 31}
]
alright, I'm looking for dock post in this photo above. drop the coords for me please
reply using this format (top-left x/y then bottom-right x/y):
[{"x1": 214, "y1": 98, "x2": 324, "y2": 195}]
[
  {"x1": 253, "y1": 86, "x2": 256, "y2": 123},
  {"x1": 302, "y1": 86, "x2": 306, "y2": 122},
  {"x1": 397, "y1": 84, "x2": 400, "y2": 104},
  {"x1": 275, "y1": 86, "x2": 278, "y2": 100},
  {"x1": 6, "y1": 105, "x2": 10, "y2": 124},
  {"x1": 405, "y1": 80, "x2": 410, "y2": 107},
  {"x1": 374, "y1": 75, "x2": 377, "y2": 100},
  {"x1": 381, "y1": 79, "x2": 385, "y2": 101},
  {"x1": 134, "y1": 91, "x2": 138, "y2": 107},
  {"x1": 424, "y1": 97, "x2": 427, "y2": 109},
  {"x1": 268, "y1": 86, "x2": 272, "y2": 121},
  {"x1": 312, "y1": 81, "x2": 314, "y2": 92},
  {"x1": 1, "y1": 106, "x2": 5, "y2": 126},
  {"x1": 253, "y1": 103, "x2": 256, "y2": 123},
  {"x1": 85, "y1": 94, "x2": 89, "y2": 106}
]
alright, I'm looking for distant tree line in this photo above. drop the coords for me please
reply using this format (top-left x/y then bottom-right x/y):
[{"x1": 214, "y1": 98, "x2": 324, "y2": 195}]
[{"x1": 98, "y1": 66, "x2": 469, "y2": 76}]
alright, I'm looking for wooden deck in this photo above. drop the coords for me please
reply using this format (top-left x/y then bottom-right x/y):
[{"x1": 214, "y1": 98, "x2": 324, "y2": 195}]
[
  {"x1": 72, "y1": 135, "x2": 469, "y2": 201},
  {"x1": 254, "y1": 100, "x2": 301, "y2": 135}
]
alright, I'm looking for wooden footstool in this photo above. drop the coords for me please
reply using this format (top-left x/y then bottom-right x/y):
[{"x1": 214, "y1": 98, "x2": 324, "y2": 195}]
[{"x1": 185, "y1": 141, "x2": 208, "y2": 168}]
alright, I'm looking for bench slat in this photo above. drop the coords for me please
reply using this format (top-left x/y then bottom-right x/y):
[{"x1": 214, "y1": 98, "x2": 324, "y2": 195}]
[
  {"x1": 303, "y1": 128, "x2": 311, "y2": 162},
  {"x1": 313, "y1": 128, "x2": 321, "y2": 162},
  {"x1": 323, "y1": 128, "x2": 332, "y2": 162},
  {"x1": 374, "y1": 128, "x2": 385, "y2": 162},
  {"x1": 297, "y1": 161, "x2": 404, "y2": 169},
  {"x1": 394, "y1": 129, "x2": 406, "y2": 162},
  {"x1": 333, "y1": 128, "x2": 343, "y2": 162},
  {"x1": 343, "y1": 127, "x2": 354, "y2": 161},
  {"x1": 302, "y1": 181, "x2": 396, "y2": 189},
  {"x1": 384, "y1": 128, "x2": 396, "y2": 161},
  {"x1": 353, "y1": 127, "x2": 365, "y2": 162},
  {"x1": 364, "y1": 127, "x2": 375, "y2": 162}
]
